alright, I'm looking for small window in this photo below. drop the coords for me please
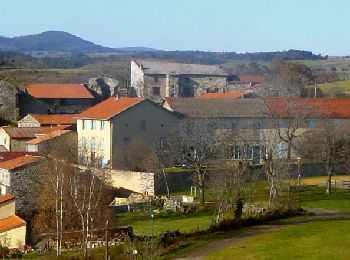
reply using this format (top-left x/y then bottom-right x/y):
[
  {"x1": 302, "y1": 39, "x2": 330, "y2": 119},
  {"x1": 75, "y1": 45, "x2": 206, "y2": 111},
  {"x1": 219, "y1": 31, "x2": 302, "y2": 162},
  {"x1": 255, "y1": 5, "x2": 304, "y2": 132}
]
[
  {"x1": 90, "y1": 137, "x2": 96, "y2": 151},
  {"x1": 123, "y1": 137, "x2": 131, "y2": 146},
  {"x1": 185, "y1": 77, "x2": 190, "y2": 83},
  {"x1": 100, "y1": 121, "x2": 105, "y2": 131},
  {"x1": 82, "y1": 120, "x2": 86, "y2": 130},
  {"x1": 161, "y1": 123, "x2": 164, "y2": 127},
  {"x1": 99, "y1": 138, "x2": 104, "y2": 151},
  {"x1": 3, "y1": 139, "x2": 6, "y2": 145},
  {"x1": 81, "y1": 137, "x2": 87, "y2": 150},
  {"x1": 232, "y1": 121, "x2": 239, "y2": 133},
  {"x1": 253, "y1": 122, "x2": 261, "y2": 135},
  {"x1": 159, "y1": 138, "x2": 165, "y2": 150},
  {"x1": 308, "y1": 119, "x2": 316, "y2": 128},
  {"x1": 153, "y1": 87, "x2": 161, "y2": 96},
  {"x1": 140, "y1": 120, "x2": 146, "y2": 131},
  {"x1": 154, "y1": 76, "x2": 159, "y2": 83},
  {"x1": 214, "y1": 88, "x2": 219, "y2": 93},
  {"x1": 91, "y1": 120, "x2": 97, "y2": 130}
]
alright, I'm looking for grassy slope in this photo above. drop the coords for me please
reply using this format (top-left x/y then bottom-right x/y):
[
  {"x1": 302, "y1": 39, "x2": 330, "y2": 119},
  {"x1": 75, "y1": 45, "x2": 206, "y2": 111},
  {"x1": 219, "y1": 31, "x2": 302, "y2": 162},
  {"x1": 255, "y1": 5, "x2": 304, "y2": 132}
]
[{"x1": 208, "y1": 220, "x2": 350, "y2": 260}]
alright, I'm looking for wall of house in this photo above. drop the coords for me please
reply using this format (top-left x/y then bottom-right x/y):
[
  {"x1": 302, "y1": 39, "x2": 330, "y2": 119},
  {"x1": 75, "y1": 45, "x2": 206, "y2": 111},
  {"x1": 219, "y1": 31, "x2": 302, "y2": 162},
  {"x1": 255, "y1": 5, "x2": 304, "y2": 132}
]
[
  {"x1": 178, "y1": 75, "x2": 226, "y2": 97},
  {"x1": 10, "y1": 139, "x2": 30, "y2": 152},
  {"x1": 130, "y1": 61, "x2": 144, "y2": 97},
  {"x1": 10, "y1": 163, "x2": 42, "y2": 216},
  {"x1": 0, "y1": 81, "x2": 17, "y2": 123},
  {"x1": 17, "y1": 115, "x2": 40, "y2": 127},
  {"x1": 0, "y1": 225, "x2": 26, "y2": 248},
  {"x1": 77, "y1": 119, "x2": 112, "y2": 165},
  {"x1": 111, "y1": 101, "x2": 179, "y2": 168},
  {"x1": 0, "y1": 200, "x2": 15, "y2": 219},
  {"x1": 0, "y1": 129, "x2": 10, "y2": 151}
]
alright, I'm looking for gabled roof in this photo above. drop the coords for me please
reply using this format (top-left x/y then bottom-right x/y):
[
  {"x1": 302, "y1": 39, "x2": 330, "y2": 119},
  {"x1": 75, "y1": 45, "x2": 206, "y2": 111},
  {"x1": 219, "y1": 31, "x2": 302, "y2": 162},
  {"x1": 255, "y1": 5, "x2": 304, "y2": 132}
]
[
  {"x1": 24, "y1": 83, "x2": 94, "y2": 99},
  {"x1": 265, "y1": 98, "x2": 350, "y2": 118},
  {"x1": 0, "y1": 155, "x2": 42, "y2": 171},
  {"x1": 27, "y1": 130, "x2": 71, "y2": 145},
  {"x1": 234, "y1": 74, "x2": 265, "y2": 84},
  {"x1": 78, "y1": 97, "x2": 145, "y2": 120},
  {"x1": 0, "y1": 194, "x2": 14, "y2": 204},
  {"x1": 163, "y1": 98, "x2": 269, "y2": 118},
  {"x1": 134, "y1": 60, "x2": 228, "y2": 76},
  {"x1": 22, "y1": 114, "x2": 78, "y2": 125},
  {"x1": 197, "y1": 91, "x2": 243, "y2": 99},
  {"x1": 38, "y1": 125, "x2": 71, "y2": 135},
  {"x1": 1, "y1": 127, "x2": 47, "y2": 139},
  {"x1": 0, "y1": 216, "x2": 26, "y2": 233},
  {"x1": 0, "y1": 152, "x2": 38, "y2": 163}
]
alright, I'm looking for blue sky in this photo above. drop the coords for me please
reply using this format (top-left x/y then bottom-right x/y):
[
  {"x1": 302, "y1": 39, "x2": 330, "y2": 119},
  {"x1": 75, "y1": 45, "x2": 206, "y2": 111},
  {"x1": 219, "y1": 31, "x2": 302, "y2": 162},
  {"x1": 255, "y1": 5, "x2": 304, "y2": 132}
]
[{"x1": 1, "y1": 0, "x2": 349, "y2": 55}]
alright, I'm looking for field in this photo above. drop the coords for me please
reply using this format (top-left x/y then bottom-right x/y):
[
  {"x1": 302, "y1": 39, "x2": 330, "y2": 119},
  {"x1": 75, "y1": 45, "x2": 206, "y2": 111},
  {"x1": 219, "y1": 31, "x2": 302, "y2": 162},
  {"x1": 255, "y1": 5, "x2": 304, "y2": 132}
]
[{"x1": 208, "y1": 220, "x2": 350, "y2": 260}]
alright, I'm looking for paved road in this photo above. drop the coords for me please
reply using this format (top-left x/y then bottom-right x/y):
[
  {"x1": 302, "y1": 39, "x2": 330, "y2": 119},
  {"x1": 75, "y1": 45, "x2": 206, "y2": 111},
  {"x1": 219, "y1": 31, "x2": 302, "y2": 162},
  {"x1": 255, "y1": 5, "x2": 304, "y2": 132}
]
[{"x1": 175, "y1": 208, "x2": 350, "y2": 260}]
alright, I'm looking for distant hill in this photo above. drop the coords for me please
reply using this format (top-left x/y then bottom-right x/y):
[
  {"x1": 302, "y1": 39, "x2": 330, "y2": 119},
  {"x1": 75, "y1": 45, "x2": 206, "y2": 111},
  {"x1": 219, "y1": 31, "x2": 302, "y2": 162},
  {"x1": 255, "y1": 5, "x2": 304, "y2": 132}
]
[{"x1": 0, "y1": 31, "x2": 159, "y2": 54}]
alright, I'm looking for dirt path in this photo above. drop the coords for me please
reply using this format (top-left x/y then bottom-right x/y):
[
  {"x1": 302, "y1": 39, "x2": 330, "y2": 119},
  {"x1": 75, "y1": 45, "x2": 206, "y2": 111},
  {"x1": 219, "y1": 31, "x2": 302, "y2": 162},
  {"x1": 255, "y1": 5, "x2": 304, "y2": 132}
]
[{"x1": 174, "y1": 209, "x2": 350, "y2": 260}]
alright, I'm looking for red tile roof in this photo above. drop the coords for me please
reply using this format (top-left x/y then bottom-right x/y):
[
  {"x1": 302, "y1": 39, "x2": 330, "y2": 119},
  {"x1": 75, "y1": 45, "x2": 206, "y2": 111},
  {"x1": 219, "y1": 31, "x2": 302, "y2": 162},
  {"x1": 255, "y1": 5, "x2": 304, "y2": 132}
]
[
  {"x1": 27, "y1": 130, "x2": 71, "y2": 145},
  {"x1": 0, "y1": 152, "x2": 39, "y2": 163},
  {"x1": 265, "y1": 98, "x2": 350, "y2": 118},
  {"x1": 1, "y1": 127, "x2": 47, "y2": 139},
  {"x1": 38, "y1": 125, "x2": 71, "y2": 135},
  {"x1": 0, "y1": 194, "x2": 14, "y2": 204},
  {"x1": 234, "y1": 74, "x2": 265, "y2": 84},
  {"x1": 28, "y1": 114, "x2": 78, "y2": 125},
  {"x1": 197, "y1": 91, "x2": 243, "y2": 99},
  {"x1": 79, "y1": 97, "x2": 145, "y2": 120},
  {"x1": 25, "y1": 84, "x2": 94, "y2": 99},
  {"x1": 0, "y1": 155, "x2": 42, "y2": 170},
  {"x1": 0, "y1": 216, "x2": 26, "y2": 233}
]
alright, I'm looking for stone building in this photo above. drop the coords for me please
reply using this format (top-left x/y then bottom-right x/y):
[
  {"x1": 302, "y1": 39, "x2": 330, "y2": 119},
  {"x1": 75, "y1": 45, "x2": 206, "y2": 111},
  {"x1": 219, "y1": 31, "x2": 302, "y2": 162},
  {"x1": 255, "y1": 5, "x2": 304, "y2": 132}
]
[
  {"x1": 130, "y1": 60, "x2": 228, "y2": 101},
  {"x1": 17, "y1": 113, "x2": 78, "y2": 128},
  {"x1": 0, "y1": 80, "x2": 17, "y2": 124},
  {"x1": 0, "y1": 155, "x2": 43, "y2": 215},
  {"x1": 19, "y1": 83, "x2": 95, "y2": 115}
]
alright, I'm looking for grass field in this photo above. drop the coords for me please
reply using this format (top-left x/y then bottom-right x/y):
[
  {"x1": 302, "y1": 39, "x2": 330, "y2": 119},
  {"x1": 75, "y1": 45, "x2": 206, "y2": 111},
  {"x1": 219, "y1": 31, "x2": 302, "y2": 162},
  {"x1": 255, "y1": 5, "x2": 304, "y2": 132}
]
[
  {"x1": 208, "y1": 220, "x2": 350, "y2": 260},
  {"x1": 117, "y1": 210, "x2": 214, "y2": 236}
]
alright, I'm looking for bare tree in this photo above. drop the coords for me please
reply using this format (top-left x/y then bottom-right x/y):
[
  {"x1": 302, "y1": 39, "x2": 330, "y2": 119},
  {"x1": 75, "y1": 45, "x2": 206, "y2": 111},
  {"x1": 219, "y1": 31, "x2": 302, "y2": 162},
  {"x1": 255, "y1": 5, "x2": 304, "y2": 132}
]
[{"x1": 299, "y1": 120, "x2": 350, "y2": 194}]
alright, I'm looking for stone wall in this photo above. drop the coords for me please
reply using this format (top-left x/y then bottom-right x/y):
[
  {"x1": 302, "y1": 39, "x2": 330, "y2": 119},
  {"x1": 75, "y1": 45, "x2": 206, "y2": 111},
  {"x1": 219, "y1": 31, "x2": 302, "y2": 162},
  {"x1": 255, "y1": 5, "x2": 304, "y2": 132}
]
[
  {"x1": 110, "y1": 169, "x2": 194, "y2": 196},
  {"x1": 0, "y1": 81, "x2": 17, "y2": 123}
]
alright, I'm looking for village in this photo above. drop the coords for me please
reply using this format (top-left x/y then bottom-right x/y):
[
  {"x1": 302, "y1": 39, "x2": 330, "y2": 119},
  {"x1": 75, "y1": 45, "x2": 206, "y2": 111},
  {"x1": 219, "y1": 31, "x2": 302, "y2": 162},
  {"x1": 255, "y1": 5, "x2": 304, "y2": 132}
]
[{"x1": 0, "y1": 56, "x2": 350, "y2": 258}]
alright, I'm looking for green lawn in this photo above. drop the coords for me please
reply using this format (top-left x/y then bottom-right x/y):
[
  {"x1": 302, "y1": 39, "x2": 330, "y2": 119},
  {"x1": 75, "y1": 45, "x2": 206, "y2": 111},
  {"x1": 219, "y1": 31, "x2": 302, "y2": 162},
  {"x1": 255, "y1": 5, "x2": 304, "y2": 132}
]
[
  {"x1": 208, "y1": 220, "x2": 350, "y2": 260},
  {"x1": 117, "y1": 210, "x2": 214, "y2": 236},
  {"x1": 310, "y1": 79, "x2": 350, "y2": 96}
]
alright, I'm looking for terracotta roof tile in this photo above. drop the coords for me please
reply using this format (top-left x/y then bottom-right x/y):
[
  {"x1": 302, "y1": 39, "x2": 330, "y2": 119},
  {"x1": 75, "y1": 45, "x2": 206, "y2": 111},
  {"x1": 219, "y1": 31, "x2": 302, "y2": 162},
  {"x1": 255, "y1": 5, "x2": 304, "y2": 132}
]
[
  {"x1": 27, "y1": 130, "x2": 71, "y2": 145},
  {"x1": 27, "y1": 114, "x2": 78, "y2": 125},
  {"x1": 0, "y1": 152, "x2": 39, "y2": 163},
  {"x1": 2, "y1": 127, "x2": 47, "y2": 139},
  {"x1": 25, "y1": 84, "x2": 93, "y2": 99},
  {"x1": 197, "y1": 91, "x2": 243, "y2": 99},
  {"x1": 0, "y1": 194, "x2": 14, "y2": 204},
  {"x1": 266, "y1": 98, "x2": 350, "y2": 118},
  {"x1": 0, "y1": 155, "x2": 42, "y2": 170},
  {"x1": 37, "y1": 125, "x2": 71, "y2": 135},
  {"x1": 79, "y1": 97, "x2": 145, "y2": 120},
  {"x1": 234, "y1": 74, "x2": 265, "y2": 84},
  {"x1": 0, "y1": 216, "x2": 26, "y2": 233}
]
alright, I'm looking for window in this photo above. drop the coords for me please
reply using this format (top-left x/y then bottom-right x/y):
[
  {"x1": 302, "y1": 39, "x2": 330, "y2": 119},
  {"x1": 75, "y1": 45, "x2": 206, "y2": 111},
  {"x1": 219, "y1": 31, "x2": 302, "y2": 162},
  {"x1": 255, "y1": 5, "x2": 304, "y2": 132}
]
[
  {"x1": 159, "y1": 138, "x2": 165, "y2": 150},
  {"x1": 81, "y1": 137, "x2": 87, "y2": 150},
  {"x1": 308, "y1": 119, "x2": 316, "y2": 128},
  {"x1": 90, "y1": 137, "x2": 96, "y2": 151},
  {"x1": 82, "y1": 120, "x2": 86, "y2": 130},
  {"x1": 154, "y1": 76, "x2": 159, "y2": 83},
  {"x1": 3, "y1": 139, "x2": 6, "y2": 145},
  {"x1": 185, "y1": 77, "x2": 190, "y2": 83},
  {"x1": 232, "y1": 121, "x2": 239, "y2": 133},
  {"x1": 100, "y1": 121, "x2": 105, "y2": 131},
  {"x1": 153, "y1": 87, "x2": 161, "y2": 96},
  {"x1": 99, "y1": 138, "x2": 104, "y2": 151},
  {"x1": 253, "y1": 122, "x2": 261, "y2": 135},
  {"x1": 334, "y1": 119, "x2": 342, "y2": 127},
  {"x1": 140, "y1": 120, "x2": 146, "y2": 131},
  {"x1": 91, "y1": 120, "x2": 97, "y2": 130},
  {"x1": 231, "y1": 146, "x2": 241, "y2": 159},
  {"x1": 123, "y1": 137, "x2": 131, "y2": 146}
]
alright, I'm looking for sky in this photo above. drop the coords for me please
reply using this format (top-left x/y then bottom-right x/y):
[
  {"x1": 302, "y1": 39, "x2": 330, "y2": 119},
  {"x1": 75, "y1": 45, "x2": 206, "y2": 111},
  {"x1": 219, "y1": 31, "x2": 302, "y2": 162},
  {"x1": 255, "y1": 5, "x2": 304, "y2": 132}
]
[{"x1": 1, "y1": 0, "x2": 350, "y2": 55}]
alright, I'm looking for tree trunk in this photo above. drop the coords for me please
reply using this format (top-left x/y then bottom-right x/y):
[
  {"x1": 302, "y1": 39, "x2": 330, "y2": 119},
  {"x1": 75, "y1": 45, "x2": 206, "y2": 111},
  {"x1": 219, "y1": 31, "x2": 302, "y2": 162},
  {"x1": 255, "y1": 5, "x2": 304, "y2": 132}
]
[
  {"x1": 162, "y1": 168, "x2": 170, "y2": 197},
  {"x1": 327, "y1": 172, "x2": 332, "y2": 194}
]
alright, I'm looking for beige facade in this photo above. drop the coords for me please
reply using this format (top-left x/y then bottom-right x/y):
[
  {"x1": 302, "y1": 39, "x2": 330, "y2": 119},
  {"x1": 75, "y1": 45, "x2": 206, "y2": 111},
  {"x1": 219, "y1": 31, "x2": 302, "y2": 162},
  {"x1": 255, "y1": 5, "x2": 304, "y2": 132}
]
[
  {"x1": 0, "y1": 225, "x2": 26, "y2": 248},
  {"x1": 77, "y1": 99, "x2": 179, "y2": 168}
]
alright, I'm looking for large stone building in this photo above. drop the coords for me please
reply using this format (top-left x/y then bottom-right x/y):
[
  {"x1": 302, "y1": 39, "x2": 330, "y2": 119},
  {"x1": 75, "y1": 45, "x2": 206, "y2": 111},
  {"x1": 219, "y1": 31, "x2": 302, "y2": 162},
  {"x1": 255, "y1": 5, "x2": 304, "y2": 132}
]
[{"x1": 130, "y1": 60, "x2": 228, "y2": 100}]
